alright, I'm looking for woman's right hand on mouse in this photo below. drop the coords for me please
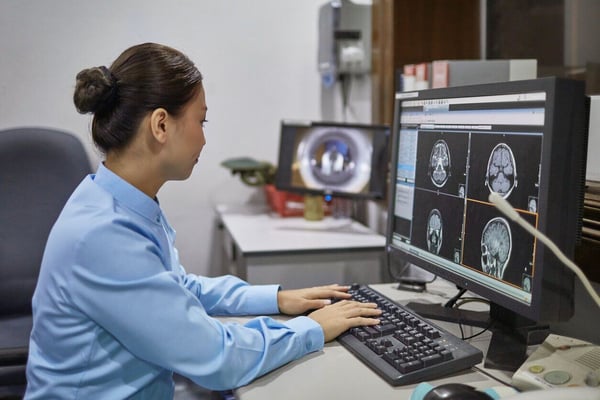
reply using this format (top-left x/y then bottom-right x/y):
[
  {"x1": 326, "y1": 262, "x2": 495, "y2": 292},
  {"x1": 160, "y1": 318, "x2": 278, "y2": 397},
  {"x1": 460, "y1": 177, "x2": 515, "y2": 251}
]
[{"x1": 307, "y1": 300, "x2": 381, "y2": 342}]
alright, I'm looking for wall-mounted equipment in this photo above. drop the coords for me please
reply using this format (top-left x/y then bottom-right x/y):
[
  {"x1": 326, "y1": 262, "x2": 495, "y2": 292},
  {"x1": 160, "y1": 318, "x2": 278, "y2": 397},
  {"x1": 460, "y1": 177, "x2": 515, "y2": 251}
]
[{"x1": 317, "y1": 0, "x2": 371, "y2": 87}]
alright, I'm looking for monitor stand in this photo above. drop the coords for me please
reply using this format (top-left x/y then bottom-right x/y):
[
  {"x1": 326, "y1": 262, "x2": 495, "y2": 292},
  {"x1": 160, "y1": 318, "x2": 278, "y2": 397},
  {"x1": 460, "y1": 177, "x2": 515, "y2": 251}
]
[
  {"x1": 395, "y1": 279, "x2": 427, "y2": 293},
  {"x1": 405, "y1": 301, "x2": 549, "y2": 372},
  {"x1": 484, "y1": 304, "x2": 550, "y2": 371}
]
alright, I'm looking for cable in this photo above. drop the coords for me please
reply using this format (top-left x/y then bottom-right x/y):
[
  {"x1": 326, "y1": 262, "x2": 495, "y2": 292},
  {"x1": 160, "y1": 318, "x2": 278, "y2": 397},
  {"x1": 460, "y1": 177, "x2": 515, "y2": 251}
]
[
  {"x1": 489, "y1": 192, "x2": 600, "y2": 309},
  {"x1": 445, "y1": 289, "x2": 492, "y2": 340},
  {"x1": 461, "y1": 320, "x2": 493, "y2": 341},
  {"x1": 444, "y1": 287, "x2": 467, "y2": 308},
  {"x1": 338, "y1": 73, "x2": 352, "y2": 122},
  {"x1": 457, "y1": 314, "x2": 493, "y2": 341}
]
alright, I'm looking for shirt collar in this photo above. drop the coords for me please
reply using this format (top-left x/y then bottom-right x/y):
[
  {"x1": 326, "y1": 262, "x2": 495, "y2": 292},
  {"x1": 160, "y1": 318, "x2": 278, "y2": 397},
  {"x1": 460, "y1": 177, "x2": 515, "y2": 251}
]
[{"x1": 93, "y1": 163, "x2": 162, "y2": 224}]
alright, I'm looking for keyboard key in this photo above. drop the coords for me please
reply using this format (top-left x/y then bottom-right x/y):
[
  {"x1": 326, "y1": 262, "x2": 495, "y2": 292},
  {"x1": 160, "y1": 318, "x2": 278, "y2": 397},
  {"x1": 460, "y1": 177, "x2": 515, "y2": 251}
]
[
  {"x1": 440, "y1": 350, "x2": 454, "y2": 361},
  {"x1": 383, "y1": 351, "x2": 399, "y2": 365},
  {"x1": 396, "y1": 360, "x2": 423, "y2": 373},
  {"x1": 363, "y1": 327, "x2": 379, "y2": 338},
  {"x1": 374, "y1": 324, "x2": 397, "y2": 336},
  {"x1": 422, "y1": 354, "x2": 443, "y2": 367}
]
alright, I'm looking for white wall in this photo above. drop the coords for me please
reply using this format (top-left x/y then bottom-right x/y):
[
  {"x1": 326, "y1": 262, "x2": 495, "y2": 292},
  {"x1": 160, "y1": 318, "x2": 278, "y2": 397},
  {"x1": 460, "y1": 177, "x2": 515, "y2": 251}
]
[{"x1": 0, "y1": 0, "x2": 372, "y2": 276}]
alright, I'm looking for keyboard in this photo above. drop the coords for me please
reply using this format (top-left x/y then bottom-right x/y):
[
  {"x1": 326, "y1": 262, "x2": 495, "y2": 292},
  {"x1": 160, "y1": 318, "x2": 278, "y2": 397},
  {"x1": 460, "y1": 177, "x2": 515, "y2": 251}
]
[{"x1": 336, "y1": 284, "x2": 484, "y2": 386}]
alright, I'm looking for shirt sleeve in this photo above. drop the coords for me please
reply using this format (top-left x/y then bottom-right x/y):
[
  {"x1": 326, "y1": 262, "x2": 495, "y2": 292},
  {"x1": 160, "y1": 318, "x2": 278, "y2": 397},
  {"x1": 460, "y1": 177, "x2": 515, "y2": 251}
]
[
  {"x1": 69, "y1": 221, "x2": 324, "y2": 391},
  {"x1": 180, "y1": 271, "x2": 281, "y2": 316}
]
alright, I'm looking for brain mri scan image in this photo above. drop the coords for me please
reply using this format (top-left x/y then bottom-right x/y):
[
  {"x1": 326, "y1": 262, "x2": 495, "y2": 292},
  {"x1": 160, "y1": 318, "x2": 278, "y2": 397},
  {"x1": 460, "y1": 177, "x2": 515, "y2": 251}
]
[
  {"x1": 485, "y1": 143, "x2": 518, "y2": 198},
  {"x1": 296, "y1": 128, "x2": 372, "y2": 192},
  {"x1": 480, "y1": 217, "x2": 512, "y2": 279},
  {"x1": 426, "y1": 209, "x2": 443, "y2": 255},
  {"x1": 454, "y1": 249, "x2": 461, "y2": 263},
  {"x1": 528, "y1": 197, "x2": 538, "y2": 213},
  {"x1": 428, "y1": 140, "x2": 451, "y2": 188},
  {"x1": 522, "y1": 275, "x2": 532, "y2": 292}
]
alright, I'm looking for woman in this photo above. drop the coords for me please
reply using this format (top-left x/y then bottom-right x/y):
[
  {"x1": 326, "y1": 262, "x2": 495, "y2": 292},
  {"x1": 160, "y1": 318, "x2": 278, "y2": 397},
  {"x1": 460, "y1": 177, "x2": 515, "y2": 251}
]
[{"x1": 25, "y1": 43, "x2": 381, "y2": 399}]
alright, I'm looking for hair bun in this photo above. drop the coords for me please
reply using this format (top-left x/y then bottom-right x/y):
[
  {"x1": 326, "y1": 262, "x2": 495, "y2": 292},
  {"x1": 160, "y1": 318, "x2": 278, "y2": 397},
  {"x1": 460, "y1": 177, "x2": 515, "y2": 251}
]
[{"x1": 73, "y1": 66, "x2": 117, "y2": 114}]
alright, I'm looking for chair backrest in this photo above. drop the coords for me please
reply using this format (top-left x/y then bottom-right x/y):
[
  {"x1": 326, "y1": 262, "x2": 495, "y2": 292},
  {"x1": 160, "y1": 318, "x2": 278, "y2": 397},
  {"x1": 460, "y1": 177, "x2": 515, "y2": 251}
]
[{"x1": 0, "y1": 127, "x2": 92, "y2": 316}]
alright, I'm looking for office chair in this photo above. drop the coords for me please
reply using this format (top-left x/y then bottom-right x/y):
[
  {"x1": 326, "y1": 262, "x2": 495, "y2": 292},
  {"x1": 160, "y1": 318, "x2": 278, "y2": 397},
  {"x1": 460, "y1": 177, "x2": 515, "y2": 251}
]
[{"x1": 0, "y1": 127, "x2": 92, "y2": 396}]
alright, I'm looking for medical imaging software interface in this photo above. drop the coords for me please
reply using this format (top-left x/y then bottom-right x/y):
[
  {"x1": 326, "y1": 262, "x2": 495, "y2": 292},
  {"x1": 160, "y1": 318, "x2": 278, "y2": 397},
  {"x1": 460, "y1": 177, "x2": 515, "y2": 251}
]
[{"x1": 392, "y1": 91, "x2": 546, "y2": 306}]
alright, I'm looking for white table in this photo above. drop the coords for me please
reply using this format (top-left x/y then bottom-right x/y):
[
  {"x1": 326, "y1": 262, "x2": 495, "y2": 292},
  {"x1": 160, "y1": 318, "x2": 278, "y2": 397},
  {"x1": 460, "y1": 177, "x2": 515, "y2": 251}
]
[{"x1": 216, "y1": 204, "x2": 387, "y2": 289}]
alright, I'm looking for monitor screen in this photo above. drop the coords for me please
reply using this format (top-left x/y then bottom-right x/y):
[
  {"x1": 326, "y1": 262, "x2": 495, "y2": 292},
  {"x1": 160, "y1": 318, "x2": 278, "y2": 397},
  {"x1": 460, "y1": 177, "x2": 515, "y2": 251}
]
[
  {"x1": 275, "y1": 120, "x2": 389, "y2": 199},
  {"x1": 387, "y1": 77, "x2": 588, "y2": 326}
]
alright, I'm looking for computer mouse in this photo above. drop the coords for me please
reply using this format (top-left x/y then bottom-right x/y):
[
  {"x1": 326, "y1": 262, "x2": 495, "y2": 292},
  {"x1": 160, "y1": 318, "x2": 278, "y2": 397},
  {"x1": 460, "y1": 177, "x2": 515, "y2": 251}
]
[{"x1": 423, "y1": 383, "x2": 493, "y2": 400}]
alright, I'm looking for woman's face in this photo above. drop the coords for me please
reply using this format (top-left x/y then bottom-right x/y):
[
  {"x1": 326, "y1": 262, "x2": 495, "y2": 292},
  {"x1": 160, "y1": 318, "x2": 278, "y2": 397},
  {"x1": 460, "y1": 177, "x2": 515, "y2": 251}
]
[{"x1": 166, "y1": 86, "x2": 207, "y2": 180}]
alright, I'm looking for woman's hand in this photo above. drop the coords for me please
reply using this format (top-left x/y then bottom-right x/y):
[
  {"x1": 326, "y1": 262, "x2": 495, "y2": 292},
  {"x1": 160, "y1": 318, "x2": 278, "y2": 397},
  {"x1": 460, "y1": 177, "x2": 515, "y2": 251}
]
[
  {"x1": 277, "y1": 284, "x2": 352, "y2": 315},
  {"x1": 308, "y1": 300, "x2": 381, "y2": 342}
]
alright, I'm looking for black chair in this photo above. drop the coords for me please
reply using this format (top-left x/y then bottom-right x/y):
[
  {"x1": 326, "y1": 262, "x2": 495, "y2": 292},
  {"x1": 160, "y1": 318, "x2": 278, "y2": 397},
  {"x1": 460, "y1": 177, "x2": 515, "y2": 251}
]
[{"x1": 0, "y1": 127, "x2": 92, "y2": 397}]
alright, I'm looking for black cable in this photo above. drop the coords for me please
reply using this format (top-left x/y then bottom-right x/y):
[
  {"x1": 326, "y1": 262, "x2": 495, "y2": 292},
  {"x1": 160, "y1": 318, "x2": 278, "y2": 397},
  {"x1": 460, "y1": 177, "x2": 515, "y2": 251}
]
[
  {"x1": 451, "y1": 296, "x2": 492, "y2": 340},
  {"x1": 462, "y1": 323, "x2": 493, "y2": 341},
  {"x1": 444, "y1": 287, "x2": 467, "y2": 308},
  {"x1": 338, "y1": 73, "x2": 352, "y2": 120},
  {"x1": 459, "y1": 313, "x2": 493, "y2": 341}
]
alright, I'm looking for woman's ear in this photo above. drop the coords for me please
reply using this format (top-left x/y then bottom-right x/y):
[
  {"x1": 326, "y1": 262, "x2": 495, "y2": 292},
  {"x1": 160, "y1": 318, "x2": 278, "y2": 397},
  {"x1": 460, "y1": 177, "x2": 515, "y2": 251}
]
[{"x1": 149, "y1": 108, "x2": 169, "y2": 144}]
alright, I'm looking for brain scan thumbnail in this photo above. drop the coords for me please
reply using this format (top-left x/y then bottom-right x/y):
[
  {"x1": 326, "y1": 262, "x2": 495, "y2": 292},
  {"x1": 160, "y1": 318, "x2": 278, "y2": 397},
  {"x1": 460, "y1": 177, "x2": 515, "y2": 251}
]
[
  {"x1": 428, "y1": 140, "x2": 451, "y2": 188},
  {"x1": 295, "y1": 127, "x2": 372, "y2": 193},
  {"x1": 485, "y1": 143, "x2": 518, "y2": 198},
  {"x1": 522, "y1": 275, "x2": 531, "y2": 292},
  {"x1": 528, "y1": 197, "x2": 538, "y2": 213},
  {"x1": 426, "y1": 209, "x2": 443, "y2": 255},
  {"x1": 480, "y1": 217, "x2": 512, "y2": 279}
]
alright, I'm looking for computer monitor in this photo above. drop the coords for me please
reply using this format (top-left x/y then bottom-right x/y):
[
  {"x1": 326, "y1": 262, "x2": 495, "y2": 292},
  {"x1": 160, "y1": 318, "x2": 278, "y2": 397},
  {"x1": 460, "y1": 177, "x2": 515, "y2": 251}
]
[
  {"x1": 387, "y1": 77, "x2": 589, "y2": 370},
  {"x1": 275, "y1": 120, "x2": 389, "y2": 199}
]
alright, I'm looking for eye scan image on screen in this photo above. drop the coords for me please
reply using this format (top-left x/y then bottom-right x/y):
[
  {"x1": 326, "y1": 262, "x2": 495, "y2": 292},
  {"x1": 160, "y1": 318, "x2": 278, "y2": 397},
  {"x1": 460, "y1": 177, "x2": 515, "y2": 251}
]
[
  {"x1": 293, "y1": 127, "x2": 372, "y2": 193},
  {"x1": 275, "y1": 121, "x2": 389, "y2": 199}
]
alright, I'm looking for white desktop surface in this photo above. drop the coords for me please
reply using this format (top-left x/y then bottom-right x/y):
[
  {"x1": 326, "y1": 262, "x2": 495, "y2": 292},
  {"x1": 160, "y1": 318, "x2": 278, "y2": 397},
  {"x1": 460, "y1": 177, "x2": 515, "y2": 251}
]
[
  {"x1": 216, "y1": 204, "x2": 385, "y2": 255},
  {"x1": 216, "y1": 204, "x2": 387, "y2": 288},
  {"x1": 232, "y1": 279, "x2": 514, "y2": 400}
]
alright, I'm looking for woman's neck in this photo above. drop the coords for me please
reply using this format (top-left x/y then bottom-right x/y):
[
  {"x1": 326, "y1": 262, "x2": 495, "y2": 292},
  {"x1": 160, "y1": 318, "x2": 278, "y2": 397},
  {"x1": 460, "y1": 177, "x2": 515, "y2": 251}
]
[{"x1": 104, "y1": 151, "x2": 163, "y2": 199}]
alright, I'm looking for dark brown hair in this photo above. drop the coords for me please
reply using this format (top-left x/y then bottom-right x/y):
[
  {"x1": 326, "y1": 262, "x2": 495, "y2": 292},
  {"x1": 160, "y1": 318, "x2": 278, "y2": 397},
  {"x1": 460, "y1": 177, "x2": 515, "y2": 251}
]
[{"x1": 73, "y1": 43, "x2": 203, "y2": 153}]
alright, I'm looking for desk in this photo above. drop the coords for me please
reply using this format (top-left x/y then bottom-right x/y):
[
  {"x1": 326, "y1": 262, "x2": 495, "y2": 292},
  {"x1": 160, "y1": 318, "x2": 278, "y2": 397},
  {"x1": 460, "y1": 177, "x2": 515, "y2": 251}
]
[
  {"x1": 216, "y1": 205, "x2": 387, "y2": 289},
  {"x1": 233, "y1": 279, "x2": 513, "y2": 400}
]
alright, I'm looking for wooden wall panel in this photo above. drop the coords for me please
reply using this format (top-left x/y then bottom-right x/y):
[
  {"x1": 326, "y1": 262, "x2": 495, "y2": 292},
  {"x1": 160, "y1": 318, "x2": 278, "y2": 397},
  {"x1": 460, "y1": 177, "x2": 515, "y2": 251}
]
[{"x1": 372, "y1": 0, "x2": 480, "y2": 125}]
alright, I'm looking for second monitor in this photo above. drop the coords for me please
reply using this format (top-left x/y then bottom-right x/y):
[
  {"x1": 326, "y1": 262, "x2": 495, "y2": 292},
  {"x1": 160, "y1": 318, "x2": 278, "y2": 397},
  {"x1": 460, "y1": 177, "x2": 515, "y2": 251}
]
[{"x1": 275, "y1": 120, "x2": 389, "y2": 199}]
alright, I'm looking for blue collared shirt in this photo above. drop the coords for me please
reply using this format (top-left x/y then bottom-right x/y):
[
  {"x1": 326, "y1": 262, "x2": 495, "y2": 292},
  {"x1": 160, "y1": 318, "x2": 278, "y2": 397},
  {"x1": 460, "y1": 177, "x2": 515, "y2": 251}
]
[{"x1": 25, "y1": 164, "x2": 324, "y2": 399}]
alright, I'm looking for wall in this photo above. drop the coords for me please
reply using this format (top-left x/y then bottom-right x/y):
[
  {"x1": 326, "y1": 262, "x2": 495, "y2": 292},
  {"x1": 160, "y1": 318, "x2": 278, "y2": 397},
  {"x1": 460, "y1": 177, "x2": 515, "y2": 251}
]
[{"x1": 0, "y1": 0, "x2": 372, "y2": 276}]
